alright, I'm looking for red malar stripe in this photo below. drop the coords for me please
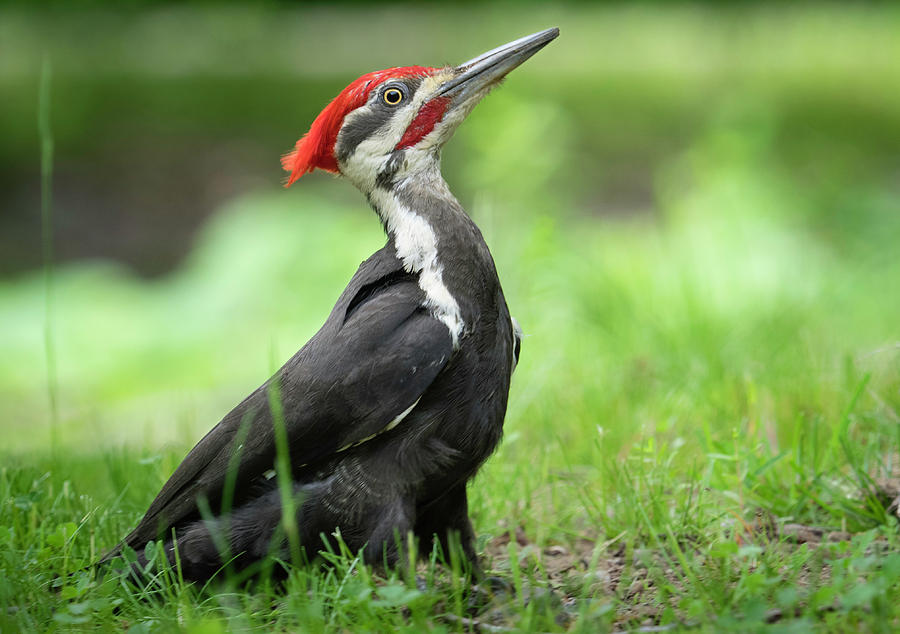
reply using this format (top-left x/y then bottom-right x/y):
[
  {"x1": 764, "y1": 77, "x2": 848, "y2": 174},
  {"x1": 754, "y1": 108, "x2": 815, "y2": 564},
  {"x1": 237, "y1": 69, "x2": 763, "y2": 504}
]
[{"x1": 395, "y1": 97, "x2": 451, "y2": 151}]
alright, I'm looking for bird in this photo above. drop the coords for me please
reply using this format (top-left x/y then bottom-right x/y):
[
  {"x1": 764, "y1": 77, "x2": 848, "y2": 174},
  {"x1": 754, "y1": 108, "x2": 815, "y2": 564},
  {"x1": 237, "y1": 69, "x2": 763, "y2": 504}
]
[{"x1": 100, "y1": 27, "x2": 558, "y2": 582}]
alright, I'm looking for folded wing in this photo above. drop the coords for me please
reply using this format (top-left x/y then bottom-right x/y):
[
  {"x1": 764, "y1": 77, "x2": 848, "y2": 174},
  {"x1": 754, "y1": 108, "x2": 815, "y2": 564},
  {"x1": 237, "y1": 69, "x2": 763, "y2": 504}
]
[{"x1": 107, "y1": 277, "x2": 452, "y2": 558}]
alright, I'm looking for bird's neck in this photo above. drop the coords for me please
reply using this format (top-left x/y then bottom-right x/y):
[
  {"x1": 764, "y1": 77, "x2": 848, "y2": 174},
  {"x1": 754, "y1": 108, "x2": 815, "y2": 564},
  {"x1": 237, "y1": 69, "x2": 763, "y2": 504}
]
[{"x1": 365, "y1": 167, "x2": 479, "y2": 348}]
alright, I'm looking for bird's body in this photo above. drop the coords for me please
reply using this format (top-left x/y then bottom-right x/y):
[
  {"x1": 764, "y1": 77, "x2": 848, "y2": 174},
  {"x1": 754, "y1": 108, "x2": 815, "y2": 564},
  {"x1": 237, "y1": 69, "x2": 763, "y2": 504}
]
[{"x1": 102, "y1": 28, "x2": 557, "y2": 581}]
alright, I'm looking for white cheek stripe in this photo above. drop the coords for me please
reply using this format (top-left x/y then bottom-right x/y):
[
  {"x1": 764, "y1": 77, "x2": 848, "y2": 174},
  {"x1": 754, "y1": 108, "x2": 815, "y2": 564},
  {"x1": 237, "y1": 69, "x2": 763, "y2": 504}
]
[{"x1": 369, "y1": 187, "x2": 464, "y2": 348}]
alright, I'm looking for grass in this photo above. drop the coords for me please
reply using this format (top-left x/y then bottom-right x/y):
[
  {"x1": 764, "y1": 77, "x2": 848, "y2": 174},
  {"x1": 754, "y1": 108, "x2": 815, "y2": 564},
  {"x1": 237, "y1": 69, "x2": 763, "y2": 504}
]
[
  {"x1": 3, "y1": 5, "x2": 900, "y2": 631},
  {"x1": 1, "y1": 177, "x2": 898, "y2": 630}
]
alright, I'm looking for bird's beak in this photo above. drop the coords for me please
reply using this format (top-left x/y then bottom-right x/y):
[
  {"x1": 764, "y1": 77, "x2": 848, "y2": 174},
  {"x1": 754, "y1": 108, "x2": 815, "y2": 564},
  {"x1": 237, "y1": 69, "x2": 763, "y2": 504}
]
[{"x1": 437, "y1": 28, "x2": 559, "y2": 106}]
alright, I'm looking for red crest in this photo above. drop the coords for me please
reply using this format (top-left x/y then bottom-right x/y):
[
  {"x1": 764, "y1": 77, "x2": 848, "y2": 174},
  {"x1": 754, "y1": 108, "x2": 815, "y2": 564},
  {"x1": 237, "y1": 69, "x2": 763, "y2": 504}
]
[{"x1": 282, "y1": 66, "x2": 437, "y2": 186}]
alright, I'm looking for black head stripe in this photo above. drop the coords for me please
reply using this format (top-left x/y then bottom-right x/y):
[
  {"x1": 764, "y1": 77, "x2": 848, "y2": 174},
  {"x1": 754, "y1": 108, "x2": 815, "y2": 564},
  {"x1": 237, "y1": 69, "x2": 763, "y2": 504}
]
[
  {"x1": 375, "y1": 151, "x2": 406, "y2": 190},
  {"x1": 334, "y1": 76, "x2": 426, "y2": 163},
  {"x1": 335, "y1": 107, "x2": 395, "y2": 163}
]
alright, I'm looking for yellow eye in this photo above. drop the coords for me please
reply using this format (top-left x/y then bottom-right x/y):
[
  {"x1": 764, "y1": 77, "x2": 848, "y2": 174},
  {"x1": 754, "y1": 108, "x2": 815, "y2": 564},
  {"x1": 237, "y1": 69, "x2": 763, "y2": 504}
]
[{"x1": 383, "y1": 88, "x2": 404, "y2": 105}]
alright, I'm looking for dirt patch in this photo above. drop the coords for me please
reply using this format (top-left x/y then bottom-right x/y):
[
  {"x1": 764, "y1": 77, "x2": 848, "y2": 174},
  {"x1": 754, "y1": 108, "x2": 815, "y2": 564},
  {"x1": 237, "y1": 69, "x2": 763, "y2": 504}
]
[{"x1": 475, "y1": 516, "x2": 894, "y2": 631}]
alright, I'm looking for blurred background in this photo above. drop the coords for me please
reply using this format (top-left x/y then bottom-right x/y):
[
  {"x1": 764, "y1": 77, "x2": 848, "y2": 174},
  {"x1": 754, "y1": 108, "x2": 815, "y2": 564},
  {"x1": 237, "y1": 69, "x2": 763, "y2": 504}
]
[{"x1": 1, "y1": 2, "x2": 898, "y2": 459}]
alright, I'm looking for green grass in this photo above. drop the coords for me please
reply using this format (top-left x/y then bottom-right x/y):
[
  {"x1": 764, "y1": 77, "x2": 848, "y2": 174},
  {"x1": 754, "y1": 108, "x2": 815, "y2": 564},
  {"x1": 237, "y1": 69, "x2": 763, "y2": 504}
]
[
  {"x1": 3, "y1": 5, "x2": 900, "y2": 631},
  {"x1": 2, "y1": 176, "x2": 898, "y2": 630}
]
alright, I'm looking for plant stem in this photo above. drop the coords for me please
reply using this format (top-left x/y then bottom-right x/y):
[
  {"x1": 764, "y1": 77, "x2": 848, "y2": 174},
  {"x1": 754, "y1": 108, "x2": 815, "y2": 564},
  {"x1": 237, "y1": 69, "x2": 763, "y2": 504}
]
[{"x1": 38, "y1": 55, "x2": 59, "y2": 443}]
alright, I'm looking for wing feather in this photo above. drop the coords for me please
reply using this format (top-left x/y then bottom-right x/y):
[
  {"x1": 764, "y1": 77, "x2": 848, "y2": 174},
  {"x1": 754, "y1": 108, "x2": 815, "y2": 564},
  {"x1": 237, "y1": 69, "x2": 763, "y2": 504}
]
[{"x1": 107, "y1": 276, "x2": 452, "y2": 557}]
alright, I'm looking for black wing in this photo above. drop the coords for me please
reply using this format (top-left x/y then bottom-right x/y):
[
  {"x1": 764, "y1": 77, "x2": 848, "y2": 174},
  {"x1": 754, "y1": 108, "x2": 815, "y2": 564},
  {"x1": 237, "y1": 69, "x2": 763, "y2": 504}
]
[{"x1": 110, "y1": 275, "x2": 452, "y2": 556}]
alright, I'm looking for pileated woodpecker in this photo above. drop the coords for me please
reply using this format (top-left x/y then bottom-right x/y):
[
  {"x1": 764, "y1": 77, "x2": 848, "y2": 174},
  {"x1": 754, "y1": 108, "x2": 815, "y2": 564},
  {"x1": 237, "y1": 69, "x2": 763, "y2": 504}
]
[{"x1": 102, "y1": 28, "x2": 558, "y2": 581}]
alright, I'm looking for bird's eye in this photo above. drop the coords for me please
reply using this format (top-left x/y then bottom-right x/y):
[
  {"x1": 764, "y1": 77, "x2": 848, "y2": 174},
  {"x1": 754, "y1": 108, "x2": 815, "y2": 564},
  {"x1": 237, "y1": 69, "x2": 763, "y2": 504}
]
[{"x1": 383, "y1": 88, "x2": 404, "y2": 106}]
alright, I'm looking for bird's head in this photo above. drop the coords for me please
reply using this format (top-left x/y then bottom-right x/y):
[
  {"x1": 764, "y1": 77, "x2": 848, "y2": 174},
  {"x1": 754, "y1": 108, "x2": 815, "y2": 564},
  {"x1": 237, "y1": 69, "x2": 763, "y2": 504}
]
[{"x1": 282, "y1": 28, "x2": 559, "y2": 192}]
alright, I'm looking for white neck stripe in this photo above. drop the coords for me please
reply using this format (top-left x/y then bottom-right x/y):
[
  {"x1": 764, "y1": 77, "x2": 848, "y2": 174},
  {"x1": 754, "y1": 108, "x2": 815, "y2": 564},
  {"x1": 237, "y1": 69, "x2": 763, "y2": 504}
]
[{"x1": 368, "y1": 187, "x2": 464, "y2": 348}]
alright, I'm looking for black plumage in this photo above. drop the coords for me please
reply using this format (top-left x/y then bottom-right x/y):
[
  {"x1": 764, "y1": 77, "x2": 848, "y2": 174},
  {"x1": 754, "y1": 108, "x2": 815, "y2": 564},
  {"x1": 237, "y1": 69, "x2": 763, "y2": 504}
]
[{"x1": 99, "y1": 27, "x2": 557, "y2": 581}]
